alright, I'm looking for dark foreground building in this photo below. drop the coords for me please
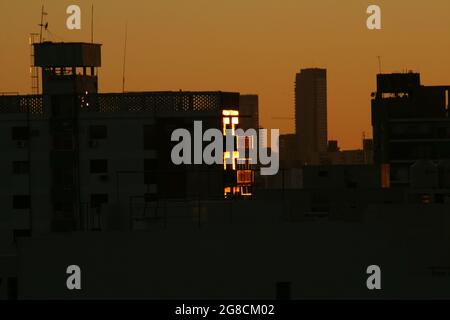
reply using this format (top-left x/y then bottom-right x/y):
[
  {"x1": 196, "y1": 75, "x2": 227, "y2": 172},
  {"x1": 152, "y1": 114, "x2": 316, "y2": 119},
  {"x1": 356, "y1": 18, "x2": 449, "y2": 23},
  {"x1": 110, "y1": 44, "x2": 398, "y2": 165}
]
[
  {"x1": 0, "y1": 42, "x2": 244, "y2": 235},
  {"x1": 372, "y1": 73, "x2": 450, "y2": 186}
]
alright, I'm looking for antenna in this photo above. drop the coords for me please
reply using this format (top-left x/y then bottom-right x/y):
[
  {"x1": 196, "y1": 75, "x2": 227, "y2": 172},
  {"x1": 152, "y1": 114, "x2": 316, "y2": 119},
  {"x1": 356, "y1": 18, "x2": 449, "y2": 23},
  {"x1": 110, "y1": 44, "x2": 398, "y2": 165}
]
[
  {"x1": 91, "y1": 4, "x2": 94, "y2": 43},
  {"x1": 122, "y1": 22, "x2": 128, "y2": 93},
  {"x1": 377, "y1": 56, "x2": 382, "y2": 74},
  {"x1": 38, "y1": 5, "x2": 48, "y2": 43}
]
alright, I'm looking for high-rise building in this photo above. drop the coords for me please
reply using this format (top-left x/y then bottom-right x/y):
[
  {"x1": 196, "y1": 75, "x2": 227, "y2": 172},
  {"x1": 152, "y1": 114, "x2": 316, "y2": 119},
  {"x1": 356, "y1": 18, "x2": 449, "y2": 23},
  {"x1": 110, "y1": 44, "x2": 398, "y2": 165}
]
[{"x1": 295, "y1": 68, "x2": 327, "y2": 164}]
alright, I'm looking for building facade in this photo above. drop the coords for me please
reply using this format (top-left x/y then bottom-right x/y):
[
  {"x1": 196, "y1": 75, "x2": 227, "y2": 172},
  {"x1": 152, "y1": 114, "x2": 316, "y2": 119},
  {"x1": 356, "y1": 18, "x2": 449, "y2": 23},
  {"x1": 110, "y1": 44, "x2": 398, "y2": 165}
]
[
  {"x1": 0, "y1": 42, "x2": 244, "y2": 236},
  {"x1": 371, "y1": 73, "x2": 450, "y2": 186}
]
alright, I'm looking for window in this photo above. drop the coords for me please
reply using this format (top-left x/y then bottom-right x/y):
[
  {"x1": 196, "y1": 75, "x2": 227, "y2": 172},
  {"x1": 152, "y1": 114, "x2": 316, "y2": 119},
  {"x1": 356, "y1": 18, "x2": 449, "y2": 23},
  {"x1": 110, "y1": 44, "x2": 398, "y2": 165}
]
[
  {"x1": 90, "y1": 159, "x2": 108, "y2": 174},
  {"x1": 11, "y1": 127, "x2": 29, "y2": 140},
  {"x1": 89, "y1": 125, "x2": 107, "y2": 140},
  {"x1": 12, "y1": 161, "x2": 29, "y2": 174},
  {"x1": 318, "y1": 170, "x2": 328, "y2": 178},
  {"x1": 13, "y1": 229, "x2": 31, "y2": 241},
  {"x1": 90, "y1": 194, "x2": 108, "y2": 208},
  {"x1": 237, "y1": 170, "x2": 253, "y2": 184},
  {"x1": 13, "y1": 195, "x2": 30, "y2": 209},
  {"x1": 144, "y1": 158, "x2": 158, "y2": 184},
  {"x1": 143, "y1": 125, "x2": 157, "y2": 150}
]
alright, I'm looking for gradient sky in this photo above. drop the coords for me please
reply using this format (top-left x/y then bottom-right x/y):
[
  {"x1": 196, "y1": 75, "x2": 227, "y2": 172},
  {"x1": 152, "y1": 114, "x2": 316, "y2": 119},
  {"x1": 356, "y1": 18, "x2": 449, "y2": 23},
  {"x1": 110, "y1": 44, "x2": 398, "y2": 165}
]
[{"x1": 1, "y1": 0, "x2": 450, "y2": 149}]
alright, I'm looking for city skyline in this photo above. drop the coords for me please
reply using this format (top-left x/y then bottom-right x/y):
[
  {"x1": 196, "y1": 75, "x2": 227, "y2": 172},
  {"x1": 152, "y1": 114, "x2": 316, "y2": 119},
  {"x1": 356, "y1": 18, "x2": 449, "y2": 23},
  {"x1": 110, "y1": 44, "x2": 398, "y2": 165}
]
[
  {"x1": 2, "y1": 0, "x2": 450, "y2": 149},
  {"x1": 1, "y1": 2, "x2": 450, "y2": 303}
]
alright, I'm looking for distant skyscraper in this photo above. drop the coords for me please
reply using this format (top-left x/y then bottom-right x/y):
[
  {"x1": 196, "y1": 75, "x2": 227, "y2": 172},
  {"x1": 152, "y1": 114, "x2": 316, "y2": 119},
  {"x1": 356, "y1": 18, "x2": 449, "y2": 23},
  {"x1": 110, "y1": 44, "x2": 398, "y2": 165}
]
[
  {"x1": 295, "y1": 68, "x2": 327, "y2": 164},
  {"x1": 239, "y1": 94, "x2": 259, "y2": 131}
]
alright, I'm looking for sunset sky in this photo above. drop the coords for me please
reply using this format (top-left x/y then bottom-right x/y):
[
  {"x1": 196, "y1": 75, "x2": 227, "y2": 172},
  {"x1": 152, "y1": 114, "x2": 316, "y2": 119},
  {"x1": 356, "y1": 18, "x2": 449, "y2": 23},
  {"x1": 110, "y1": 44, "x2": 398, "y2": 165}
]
[{"x1": 1, "y1": 0, "x2": 449, "y2": 149}]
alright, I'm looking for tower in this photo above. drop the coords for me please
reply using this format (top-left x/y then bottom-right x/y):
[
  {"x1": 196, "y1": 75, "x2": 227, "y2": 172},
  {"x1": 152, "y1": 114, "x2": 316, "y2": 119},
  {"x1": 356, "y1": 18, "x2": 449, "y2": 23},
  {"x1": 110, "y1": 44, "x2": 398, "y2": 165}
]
[
  {"x1": 33, "y1": 42, "x2": 102, "y2": 231},
  {"x1": 295, "y1": 68, "x2": 327, "y2": 164}
]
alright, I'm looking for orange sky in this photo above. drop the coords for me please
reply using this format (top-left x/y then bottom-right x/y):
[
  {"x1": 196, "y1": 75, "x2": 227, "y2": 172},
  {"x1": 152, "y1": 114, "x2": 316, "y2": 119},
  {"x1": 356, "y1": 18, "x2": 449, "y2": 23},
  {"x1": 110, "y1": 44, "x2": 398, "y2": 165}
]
[{"x1": 1, "y1": 0, "x2": 450, "y2": 149}]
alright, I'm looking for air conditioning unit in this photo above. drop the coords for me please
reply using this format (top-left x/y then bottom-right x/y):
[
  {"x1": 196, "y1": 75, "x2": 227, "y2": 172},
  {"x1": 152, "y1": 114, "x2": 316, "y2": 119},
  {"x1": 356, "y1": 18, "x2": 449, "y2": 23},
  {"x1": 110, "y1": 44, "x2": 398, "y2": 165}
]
[
  {"x1": 17, "y1": 140, "x2": 28, "y2": 148},
  {"x1": 89, "y1": 140, "x2": 99, "y2": 148}
]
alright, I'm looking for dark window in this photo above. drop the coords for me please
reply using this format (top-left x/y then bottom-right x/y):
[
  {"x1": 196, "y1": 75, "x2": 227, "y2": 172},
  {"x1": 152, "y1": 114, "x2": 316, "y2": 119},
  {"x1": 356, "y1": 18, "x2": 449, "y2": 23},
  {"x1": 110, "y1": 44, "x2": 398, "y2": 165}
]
[
  {"x1": 346, "y1": 181, "x2": 358, "y2": 189},
  {"x1": 11, "y1": 127, "x2": 29, "y2": 140},
  {"x1": 13, "y1": 195, "x2": 30, "y2": 209},
  {"x1": 89, "y1": 125, "x2": 107, "y2": 140},
  {"x1": 90, "y1": 159, "x2": 108, "y2": 174},
  {"x1": 91, "y1": 194, "x2": 108, "y2": 208},
  {"x1": 144, "y1": 158, "x2": 158, "y2": 184},
  {"x1": 318, "y1": 170, "x2": 328, "y2": 177},
  {"x1": 143, "y1": 125, "x2": 157, "y2": 150},
  {"x1": 13, "y1": 229, "x2": 31, "y2": 241},
  {"x1": 12, "y1": 161, "x2": 29, "y2": 174}
]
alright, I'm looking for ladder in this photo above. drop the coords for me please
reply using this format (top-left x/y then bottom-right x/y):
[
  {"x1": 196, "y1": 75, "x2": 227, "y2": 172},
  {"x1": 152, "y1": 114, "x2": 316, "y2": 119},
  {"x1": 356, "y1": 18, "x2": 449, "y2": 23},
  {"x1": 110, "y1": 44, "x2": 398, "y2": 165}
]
[{"x1": 29, "y1": 33, "x2": 40, "y2": 95}]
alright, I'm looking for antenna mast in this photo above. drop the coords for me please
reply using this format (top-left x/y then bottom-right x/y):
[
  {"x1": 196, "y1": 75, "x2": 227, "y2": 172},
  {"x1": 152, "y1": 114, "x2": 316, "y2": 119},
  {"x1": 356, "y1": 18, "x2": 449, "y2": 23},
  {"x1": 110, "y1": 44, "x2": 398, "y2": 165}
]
[
  {"x1": 122, "y1": 22, "x2": 128, "y2": 93},
  {"x1": 91, "y1": 4, "x2": 94, "y2": 43},
  {"x1": 38, "y1": 5, "x2": 48, "y2": 43}
]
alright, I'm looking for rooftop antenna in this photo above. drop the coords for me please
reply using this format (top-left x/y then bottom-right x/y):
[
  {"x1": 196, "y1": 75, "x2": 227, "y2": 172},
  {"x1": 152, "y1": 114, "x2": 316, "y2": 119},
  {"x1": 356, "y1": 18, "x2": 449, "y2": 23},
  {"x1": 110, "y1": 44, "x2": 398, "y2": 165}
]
[
  {"x1": 38, "y1": 5, "x2": 48, "y2": 43},
  {"x1": 91, "y1": 4, "x2": 94, "y2": 43},
  {"x1": 377, "y1": 56, "x2": 382, "y2": 74},
  {"x1": 122, "y1": 22, "x2": 128, "y2": 93}
]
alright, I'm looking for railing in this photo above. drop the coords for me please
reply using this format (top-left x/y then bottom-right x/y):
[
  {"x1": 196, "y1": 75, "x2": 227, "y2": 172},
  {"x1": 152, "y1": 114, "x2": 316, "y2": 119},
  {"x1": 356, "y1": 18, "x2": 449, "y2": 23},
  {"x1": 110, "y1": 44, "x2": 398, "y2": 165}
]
[{"x1": 0, "y1": 92, "x2": 235, "y2": 115}]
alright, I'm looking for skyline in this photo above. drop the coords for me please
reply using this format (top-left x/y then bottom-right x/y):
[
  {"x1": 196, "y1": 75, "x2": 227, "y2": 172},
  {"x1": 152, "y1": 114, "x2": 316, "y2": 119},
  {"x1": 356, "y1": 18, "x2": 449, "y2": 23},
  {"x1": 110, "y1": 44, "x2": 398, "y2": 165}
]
[{"x1": 1, "y1": 0, "x2": 450, "y2": 149}]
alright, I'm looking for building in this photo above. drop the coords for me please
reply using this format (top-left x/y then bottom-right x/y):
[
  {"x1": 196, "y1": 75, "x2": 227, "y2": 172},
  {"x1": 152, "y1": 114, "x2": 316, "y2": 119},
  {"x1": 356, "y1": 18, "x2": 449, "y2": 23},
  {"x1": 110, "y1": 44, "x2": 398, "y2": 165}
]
[
  {"x1": 279, "y1": 134, "x2": 301, "y2": 168},
  {"x1": 238, "y1": 94, "x2": 259, "y2": 131},
  {"x1": 0, "y1": 42, "x2": 244, "y2": 236},
  {"x1": 371, "y1": 72, "x2": 450, "y2": 186},
  {"x1": 295, "y1": 68, "x2": 327, "y2": 165},
  {"x1": 325, "y1": 139, "x2": 374, "y2": 165},
  {"x1": 233, "y1": 94, "x2": 260, "y2": 196}
]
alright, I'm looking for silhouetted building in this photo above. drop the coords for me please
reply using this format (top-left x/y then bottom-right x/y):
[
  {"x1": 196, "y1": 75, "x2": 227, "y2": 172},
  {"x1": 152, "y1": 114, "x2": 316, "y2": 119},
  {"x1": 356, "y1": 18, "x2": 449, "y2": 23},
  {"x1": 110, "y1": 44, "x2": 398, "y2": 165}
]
[
  {"x1": 371, "y1": 72, "x2": 450, "y2": 186},
  {"x1": 295, "y1": 68, "x2": 327, "y2": 164},
  {"x1": 0, "y1": 42, "x2": 242, "y2": 234},
  {"x1": 327, "y1": 140, "x2": 339, "y2": 152},
  {"x1": 325, "y1": 139, "x2": 374, "y2": 165},
  {"x1": 279, "y1": 134, "x2": 300, "y2": 167},
  {"x1": 239, "y1": 94, "x2": 259, "y2": 131}
]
